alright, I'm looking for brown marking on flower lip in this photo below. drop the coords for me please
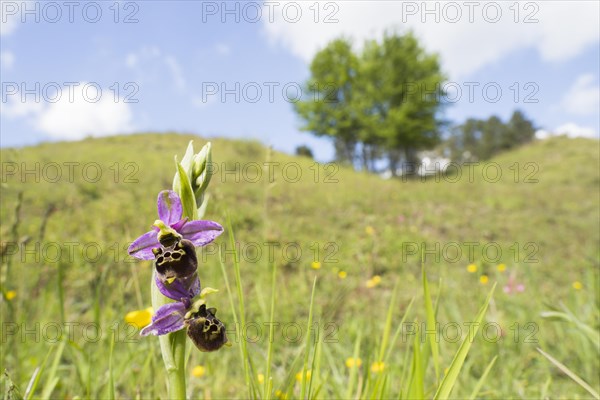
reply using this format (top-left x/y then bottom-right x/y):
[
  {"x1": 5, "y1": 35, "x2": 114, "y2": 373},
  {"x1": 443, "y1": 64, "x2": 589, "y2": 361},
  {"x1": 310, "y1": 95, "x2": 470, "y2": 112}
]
[
  {"x1": 154, "y1": 239, "x2": 198, "y2": 282},
  {"x1": 185, "y1": 304, "x2": 228, "y2": 352}
]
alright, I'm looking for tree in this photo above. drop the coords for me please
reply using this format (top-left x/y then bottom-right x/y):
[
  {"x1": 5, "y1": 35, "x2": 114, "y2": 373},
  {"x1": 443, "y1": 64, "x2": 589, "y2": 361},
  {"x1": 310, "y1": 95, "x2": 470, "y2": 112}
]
[
  {"x1": 294, "y1": 38, "x2": 362, "y2": 166},
  {"x1": 295, "y1": 32, "x2": 446, "y2": 174},
  {"x1": 503, "y1": 110, "x2": 536, "y2": 149},
  {"x1": 361, "y1": 32, "x2": 446, "y2": 175},
  {"x1": 447, "y1": 110, "x2": 537, "y2": 161},
  {"x1": 295, "y1": 145, "x2": 314, "y2": 159}
]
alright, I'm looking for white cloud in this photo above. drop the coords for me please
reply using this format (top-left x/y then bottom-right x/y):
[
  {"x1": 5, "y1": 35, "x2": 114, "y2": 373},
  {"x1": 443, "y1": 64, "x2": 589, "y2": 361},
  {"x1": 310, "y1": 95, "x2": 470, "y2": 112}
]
[
  {"x1": 0, "y1": 50, "x2": 15, "y2": 69},
  {"x1": 536, "y1": 123, "x2": 598, "y2": 139},
  {"x1": 36, "y1": 84, "x2": 134, "y2": 139},
  {"x1": 2, "y1": 82, "x2": 135, "y2": 140},
  {"x1": 125, "y1": 46, "x2": 186, "y2": 91},
  {"x1": 165, "y1": 55, "x2": 186, "y2": 91},
  {"x1": 215, "y1": 43, "x2": 231, "y2": 56},
  {"x1": 561, "y1": 74, "x2": 600, "y2": 116},
  {"x1": 261, "y1": 1, "x2": 600, "y2": 78},
  {"x1": 0, "y1": 2, "x2": 21, "y2": 36},
  {"x1": 125, "y1": 53, "x2": 138, "y2": 68},
  {"x1": 1, "y1": 95, "x2": 43, "y2": 118}
]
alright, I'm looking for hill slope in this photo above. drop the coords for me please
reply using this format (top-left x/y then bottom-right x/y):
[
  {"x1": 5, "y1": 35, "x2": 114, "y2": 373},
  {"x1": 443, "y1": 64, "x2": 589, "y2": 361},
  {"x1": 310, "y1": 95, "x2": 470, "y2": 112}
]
[{"x1": 1, "y1": 133, "x2": 598, "y2": 398}]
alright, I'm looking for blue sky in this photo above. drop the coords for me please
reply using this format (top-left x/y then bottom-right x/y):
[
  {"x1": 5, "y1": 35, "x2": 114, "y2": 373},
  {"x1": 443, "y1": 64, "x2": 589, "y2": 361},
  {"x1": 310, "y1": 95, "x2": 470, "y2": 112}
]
[{"x1": 1, "y1": 1, "x2": 598, "y2": 161}]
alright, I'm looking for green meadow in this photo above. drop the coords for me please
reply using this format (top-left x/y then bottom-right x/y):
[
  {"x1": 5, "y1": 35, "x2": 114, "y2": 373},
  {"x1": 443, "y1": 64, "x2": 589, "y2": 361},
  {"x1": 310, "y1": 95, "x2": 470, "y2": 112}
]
[{"x1": 1, "y1": 133, "x2": 598, "y2": 399}]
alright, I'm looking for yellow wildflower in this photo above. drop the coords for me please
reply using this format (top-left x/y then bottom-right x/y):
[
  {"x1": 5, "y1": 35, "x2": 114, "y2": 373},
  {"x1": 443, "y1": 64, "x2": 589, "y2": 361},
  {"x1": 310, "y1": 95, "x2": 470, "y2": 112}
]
[
  {"x1": 366, "y1": 275, "x2": 382, "y2": 288},
  {"x1": 338, "y1": 271, "x2": 347, "y2": 279},
  {"x1": 295, "y1": 370, "x2": 311, "y2": 382},
  {"x1": 5, "y1": 290, "x2": 16, "y2": 300},
  {"x1": 191, "y1": 365, "x2": 205, "y2": 378},
  {"x1": 371, "y1": 361, "x2": 385, "y2": 373},
  {"x1": 345, "y1": 357, "x2": 362, "y2": 368},
  {"x1": 124, "y1": 307, "x2": 153, "y2": 329},
  {"x1": 257, "y1": 373, "x2": 265, "y2": 384},
  {"x1": 497, "y1": 263, "x2": 506, "y2": 272},
  {"x1": 467, "y1": 264, "x2": 477, "y2": 273},
  {"x1": 275, "y1": 390, "x2": 287, "y2": 399},
  {"x1": 572, "y1": 281, "x2": 583, "y2": 290},
  {"x1": 480, "y1": 275, "x2": 489, "y2": 285},
  {"x1": 365, "y1": 226, "x2": 375, "y2": 236},
  {"x1": 311, "y1": 261, "x2": 321, "y2": 270}
]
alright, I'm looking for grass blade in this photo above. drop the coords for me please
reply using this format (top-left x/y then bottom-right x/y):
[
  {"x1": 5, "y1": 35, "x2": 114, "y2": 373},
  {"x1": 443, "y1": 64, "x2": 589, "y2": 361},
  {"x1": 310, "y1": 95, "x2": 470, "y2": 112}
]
[
  {"x1": 378, "y1": 280, "x2": 399, "y2": 362},
  {"x1": 406, "y1": 326, "x2": 424, "y2": 400},
  {"x1": 219, "y1": 217, "x2": 253, "y2": 398},
  {"x1": 433, "y1": 283, "x2": 496, "y2": 400},
  {"x1": 345, "y1": 333, "x2": 362, "y2": 400},
  {"x1": 24, "y1": 343, "x2": 55, "y2": 400},
  {"x1": 300, "y1": 277, "x2": 317, "y2": 400},
  {"x1": 264, "y1": 262, "x2": 277, "y2": 400},
  {"x1": 537, "y1": 348, "x2": 600, "y2": 399},
  {"x1": 2, "y1": 370, "x2": 23, "y2": 400},
  {"x1": 40, "y1": 340, "x2": 66, "y2": 399},
  {"x1": 423, "y1": 266, "x2": 440, "y2": 382},
  {"x1": 107, "y1": 331, "x2": 116, "y2": 400},
  {"x1": 468, "y1": 355, "x2": 497, "y2": 400}
]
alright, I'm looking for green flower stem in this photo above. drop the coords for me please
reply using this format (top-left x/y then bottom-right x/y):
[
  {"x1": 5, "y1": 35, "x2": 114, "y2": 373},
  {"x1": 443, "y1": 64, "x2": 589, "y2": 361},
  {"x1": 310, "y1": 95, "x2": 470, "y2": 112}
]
[{"x1": 152, "y1": 271, "x2": 188, "y2": 399}]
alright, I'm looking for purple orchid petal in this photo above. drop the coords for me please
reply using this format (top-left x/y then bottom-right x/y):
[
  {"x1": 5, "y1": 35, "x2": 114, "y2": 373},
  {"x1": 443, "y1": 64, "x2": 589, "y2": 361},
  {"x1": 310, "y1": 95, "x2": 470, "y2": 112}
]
[
  {"x1": 170, "y1": 218, "x2": 188, "y2": 232},
  {"x1": 140, "y1": 302, "x2": 186, "y2": 336},
  {"x1": 155, "y1": 273, "x2": 201, "y2": 302},
  {"x1": 179, "y1": 220, "x2": 224, "y2": 247},
  {"x1": 128, "y1": 230, "x2": 160, "y2": 260},
  {"x1": 157, "y1": 190, "x2": 183, "y2": 226}
]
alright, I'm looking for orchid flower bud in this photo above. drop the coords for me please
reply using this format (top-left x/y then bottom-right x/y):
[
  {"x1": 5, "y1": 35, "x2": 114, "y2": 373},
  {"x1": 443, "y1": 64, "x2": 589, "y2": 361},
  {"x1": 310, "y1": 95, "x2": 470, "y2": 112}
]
[
  {"x1": 192, "y1": 142, "x2": 212, "y2": 199},
  {"x1": 172, "y1": 141, "x2": 214, "y2": 219}
]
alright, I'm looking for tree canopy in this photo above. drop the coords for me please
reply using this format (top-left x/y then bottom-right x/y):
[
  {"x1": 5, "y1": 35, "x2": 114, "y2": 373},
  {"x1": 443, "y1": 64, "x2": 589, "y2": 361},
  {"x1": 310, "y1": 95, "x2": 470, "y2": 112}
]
[
  {"x1": 294, "y1": 32, "x2": 446, "y2": 174},
  {"x1": 445, "y1": 110, "x2": 537, "y2": 162}
]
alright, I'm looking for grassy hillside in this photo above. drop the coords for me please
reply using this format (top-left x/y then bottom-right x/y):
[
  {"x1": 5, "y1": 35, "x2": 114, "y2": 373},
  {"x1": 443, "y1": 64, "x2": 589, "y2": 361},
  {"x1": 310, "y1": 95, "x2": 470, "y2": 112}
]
[{"x1": 1, "y1": 133, "x2": 598, "y2": 398}]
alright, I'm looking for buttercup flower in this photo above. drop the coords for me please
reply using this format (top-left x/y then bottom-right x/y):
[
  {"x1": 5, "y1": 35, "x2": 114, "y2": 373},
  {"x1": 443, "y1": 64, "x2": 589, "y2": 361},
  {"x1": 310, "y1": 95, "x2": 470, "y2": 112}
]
[
  {"x1": 572, "y1": 281, "x2": 583, "y2": 290},
  {"x1": 275, "y1": 390, "x2": 288, "y2": 400},
  {"x1": 345, "y1": 357, "x2": 362, "y2": 368},
  {"x1": 371, "y1": 361, "x2": 385, "y2": 373},
  {"x1": 191, "y1": 365, "x2": 206, "y2": 378},
  {"x1": 467, "y1": 264, "x2": 477, "y2": 273},
  {"x1": 128, "y1": 190, "x2": 223, "y2": 261},
  {"x1": 125, "y1": 307, "x2": 153, "y2": 329},
  {"x1": 366, "y1": 275, "x2": 382, "y2": 288},
  {"x1": 295, "y1": 370, "x2": 311, "y2": 382}
]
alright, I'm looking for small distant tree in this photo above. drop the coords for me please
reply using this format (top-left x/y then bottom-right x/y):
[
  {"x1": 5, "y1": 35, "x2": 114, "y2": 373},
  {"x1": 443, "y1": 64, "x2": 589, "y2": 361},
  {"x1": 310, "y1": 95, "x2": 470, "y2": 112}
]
[
  {"x1": 295, "y1": 145, "x2": 314, "y2": 159},
  {"x1": 447, "y1": 110, "x2": 537, "y2": 161},
  {"x1": 503, "y1": 110, "x2": 536, "y2": 149}
]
